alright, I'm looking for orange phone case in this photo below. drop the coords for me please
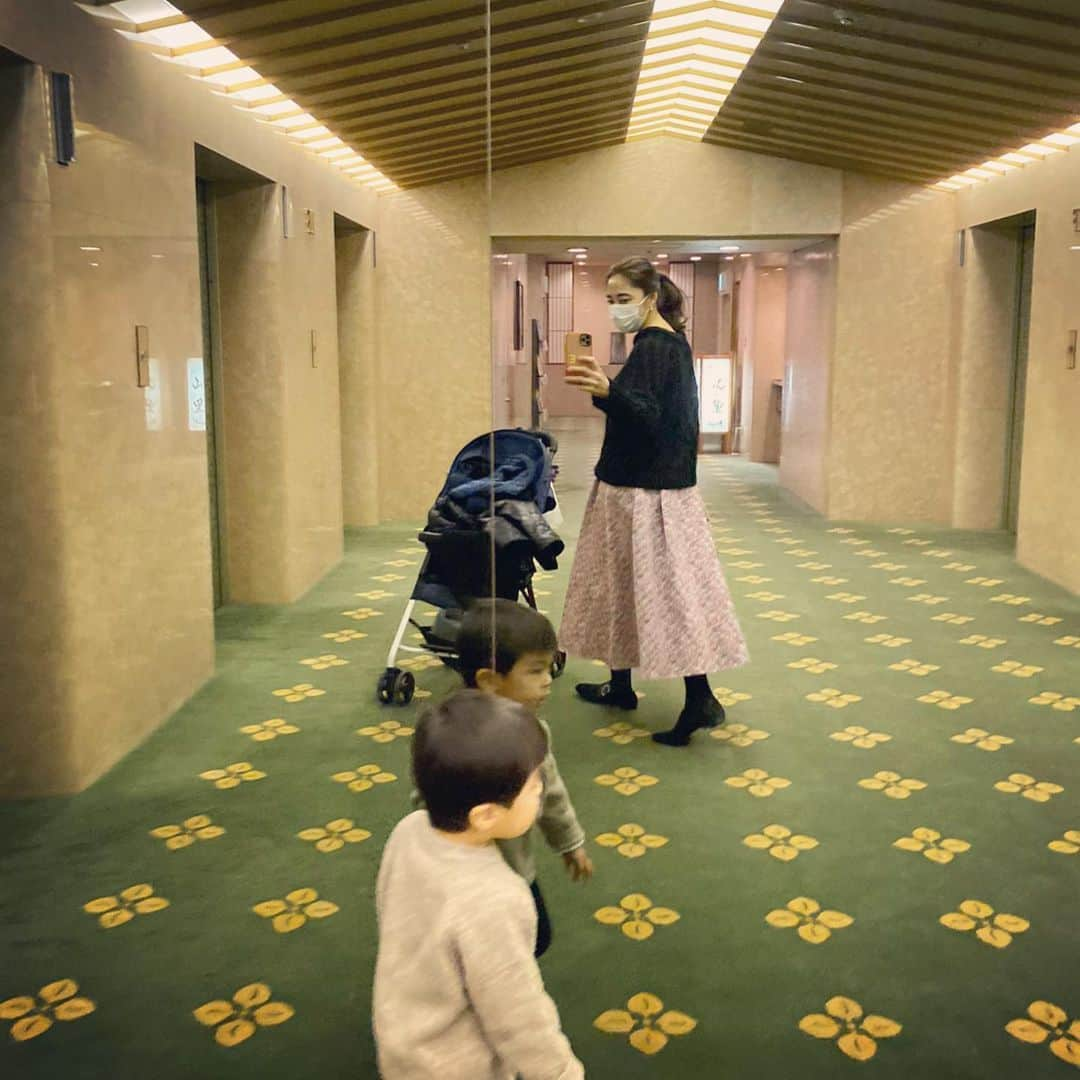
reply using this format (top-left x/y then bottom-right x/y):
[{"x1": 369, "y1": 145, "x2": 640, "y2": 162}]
[{"x1": 564, "y1": 331, "x2": 592, "y2": 370}]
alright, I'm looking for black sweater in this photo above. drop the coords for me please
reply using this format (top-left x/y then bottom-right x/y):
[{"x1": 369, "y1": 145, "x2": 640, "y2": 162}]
[{"x1": 592, "y1": 327, "x2": 699, "y2": 490}]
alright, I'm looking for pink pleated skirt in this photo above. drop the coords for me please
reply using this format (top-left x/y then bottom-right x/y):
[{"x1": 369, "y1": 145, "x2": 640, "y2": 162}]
[{"x1": 559, "y1": 480, "x2": 749, "y2": 681}]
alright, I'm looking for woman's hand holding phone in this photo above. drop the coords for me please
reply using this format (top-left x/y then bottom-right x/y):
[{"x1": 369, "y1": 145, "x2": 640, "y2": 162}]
[{"x1": 565, "y1": 355, "x2": 610, "y2": 399}]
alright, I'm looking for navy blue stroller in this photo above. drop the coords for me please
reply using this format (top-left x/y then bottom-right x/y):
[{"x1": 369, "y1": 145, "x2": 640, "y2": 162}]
[{"x1": 378, "y1": 429, "x2": 567, "y2": 705}]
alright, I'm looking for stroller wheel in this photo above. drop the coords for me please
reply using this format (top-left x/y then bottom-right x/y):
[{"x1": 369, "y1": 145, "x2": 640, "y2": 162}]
[
  {"x1": 551, "y1": 650, "x2": 567, "y2": 679},
  {"x1": 378, "y1": 668, "x2": 416, "y2": 706}
]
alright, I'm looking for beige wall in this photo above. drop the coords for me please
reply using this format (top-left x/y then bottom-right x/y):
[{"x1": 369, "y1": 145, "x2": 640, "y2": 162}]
[
  {"x1": 781, "y1": 240, "x2": 837, "y2": 512},
  {"x1": 955, "y1": 152, "x2": 1080, "y2": 595},
  {"x1": 375, "y1": 179, "x2": 492, "y2": 521},
  {"x1": 0, "y1": 0, "x2": 376, "y2": 796},
  {"x1": 748, "y1": 268, "x2": 788, "y2": 464},
  {"x1": 829, "y1": 178, "x2": 959, "y2": 523}
]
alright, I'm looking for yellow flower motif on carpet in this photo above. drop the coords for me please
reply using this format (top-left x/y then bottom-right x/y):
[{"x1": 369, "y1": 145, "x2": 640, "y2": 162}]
[
  {"x1": 827, "y1": 592, "x2": 866, "y2": 604},
  {"x1": 342, "y1": 607, "x2": 382, "y2": 621},
  {"x1": 940, "y1": 900, "x2": 1029, "y2": 948},
  {"x1": 1030, "y1": 691, "x2": 1080, "y2": 712},
  {"x1": 253, "y1": 888, "x2": 338, "y2": 934},
  {"x1": 200, "y1": 762, "x2": 266, "y2": 790},
  {"x1": 789, "y1": 657, "x2": 838, "y2": 675},
  {"x1": 859, "y1": 771, "x2": 926, "y2": 799},
  {"x1": 1054, "y1": 635, "x2": 1080, "y2": 649},
  {"x1": 0, "y1": 980, "x2": 95, "y2": 1042},
  {"x1": 356, "y1": 720, "x2": 414, "y2": 743},
  {"x1": 1005, "y1": 1001, "x2": 1080, "y2": 1067},
  {"x1": 595, "y1": 768, "x2": 659, "y2": 797},
  {"x1": 828, "y1": 527, "x2": 855, "y2": 534},
  {"x1": 332, "y1": 764, "x2": 397, "y2": 793},
  {"x1": 843, "y1": 612, "x2": 887, "y2": 624},
  {"x1": 966, "y1": 576, "x2": 1003, "y2": 586},
  {"x1": 807, "y1": 688, "x2": 862, "y2": 708},
  {"x1": 811, "y1": 576, "x2": 847, "y2": 585},
  {"x1": 944, "y1": 562, "x2": 975, "y2": 571},
  {"x1": 272, "y1": 683, "x2": 325, "y2": 703},
  {"x1": 595, "y1": 824, "x2": 669, "y2": 859},
  {"x1": 746, "y1": 590, "x2": 784, "y2": 601},
  {"x1": 372, "y1": 573, "x2": 405, "y2": 583},
  {"x1": 744, "y1": 825, "x2": 818, "y2": 861},
  {"x1": 772, "y1": 631, "x2": 818, "y2": 646},
  {"x1": 300, "y1": 654, "x2": 348, "y2": 671},
  {"x1": 798, "y1": 562, "x2": 831, "y2": 571},
  {"x1": 934, "y1": 612, "x2": 977, "y2": 625},
  {"x1": 908, "y1": 593, "x2": 948, "y2": 605},
  {"x1": 383, "y1": 559, "x2": 416, "y2": 568},
  {"x1": 594, "y1": 993, "x2": 697, "y2": 1056},
  {"x1": 888, "y1": 528, "x2": 915, "y2": 535},
  {"x1": 889, "y1": 576, "x2": 927, "y2": 587},
  {"x1": 799, "y1": 995, "x2": 901, "y2": 1061},
  {"x1": 872, "y1": 562, "x2": 905, "y2": 571},
  {"x1": 890, "y1": 658, "x2": 940, "y2": 677},
  {"x1": 925, "y1": 548, "x2": 952, "y2": 558},
  {"x1": 757, "y1": 610, "x2": 800, "y2": 622},
  {"x1": 194, "y1": 983, "x2": 294, "y2": 1047},
  {"x1": 737, "y1": 574, "x2": 771, "y2": 584},
  {"x1": 355, "y1": 590, "x2": 396, "y2": 600},
  {"x1": 951, "y1": 728, "x2": 1013, "y2": 751},
  {"x1": 725, "y1": 768, "x2": 791, "y2": 798},
  {"x1": 84, "y1": 885, "x2": 169, "y2": 929},
  {"x1": 710, "y1": 723, "x2": 768, "y2": 747},
  {"x1": 866, "y1": 633, "x2": 911, "y2": 648},
  {"x1": 1020, "y1": 613, "x2": 1062, "y2": 625},
  {"x1": 830, "y1": 725, "x2": 891, "y2": 749},
  {"x1": 298, "y1": 819, "x2": 371, "y2": 853},
  {"x1": 993, "y1": 660, "x2": 1044, "y2": 678},
  {"x1": 903, "y1": 538, "x2": 932, "y2": 547},
  {"x1": 397, "y1": 655, "x2": 443, "y2": 673},
  {"x1": 786, "y1": 548, "x2": 818, "y2": 557},
  {"x1": 919, "y1": 690, "x2": 974, "y2": 710},
  {"x1": 995, "y1": 773, "x2": 1063, "y2": 803},
  {"x1": 594, "y1": 721, "x2": 650, "y2": 746},
  {"x1": 767, "y1": 897, "x2": 853, "y2": 944},
  {"x1": 323, "y1": 628, "x2": 367, "y2": 644},
  {"x1": 990, "y1": 593, "x2": 1030, "y2": 606},
  {"x1": 240, "y1": 718, "x2": 299, "y2": 741},
  {"x1": 595, "y1": 894, "x2": 680, "y2": 941},
  {"x1": 854, "y1": 549, "x2": 885, "y2": 558},
  {"x1": 713, "y1": 687, "x2": 752, "y2": 707},
  {"x1": 894, "y1": 827, "x2": 970, "y2": 864},
  {"x1": 959, "y1": 633, "x2": 1006, "y2": 648},
  {"x1": 1049, "y1": 830, "x2": 1080, "y2": 855},
  {"x1": 150, "y1": 815, "x2": 225, "y2": 850}
]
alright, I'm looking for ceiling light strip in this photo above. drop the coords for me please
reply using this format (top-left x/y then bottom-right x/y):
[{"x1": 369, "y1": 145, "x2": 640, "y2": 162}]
[
  {"x1": 79, "y1": 0, "x2": 396, "y2": 192},
  {"x1": 627, "y1": 0, "x2": 783, "y2": 141}
]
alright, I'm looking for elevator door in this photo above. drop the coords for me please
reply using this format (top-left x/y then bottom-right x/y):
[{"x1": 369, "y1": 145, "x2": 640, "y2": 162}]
[
  {"x1": 196, "y1": 180, "x2": 225, "y2": 607},
  {"x1": 1004, "y1": 223, "x2": 1034, "y2": 534}
]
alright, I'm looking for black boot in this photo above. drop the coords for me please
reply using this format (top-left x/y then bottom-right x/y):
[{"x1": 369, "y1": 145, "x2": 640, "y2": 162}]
[
  {"x1": 575, "y1": 681, "x2": 638, "y2": 711},
  {"x1": 652, "y1": 698, "x2": 726, "y2": 747}
]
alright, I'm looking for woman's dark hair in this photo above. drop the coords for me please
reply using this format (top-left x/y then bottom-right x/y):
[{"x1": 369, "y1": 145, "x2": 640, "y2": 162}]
[
  {"x1": 457, "y1": 598, "x2": 558, "y2": 688},
  {"x1": 608, "y1": 255, "x2": 687, "y2": 332},
  {"x1": 413, "y1": 689, "x2": 547, "y2": 832}
]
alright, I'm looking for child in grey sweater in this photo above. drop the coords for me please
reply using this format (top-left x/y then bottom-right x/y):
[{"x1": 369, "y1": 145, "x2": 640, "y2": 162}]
[{"x1": 374, "y1": 691, "x2": 584, "y2": 1080}]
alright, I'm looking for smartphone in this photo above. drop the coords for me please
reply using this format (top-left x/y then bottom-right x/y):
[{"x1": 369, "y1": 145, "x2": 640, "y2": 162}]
[{"x1": 564, "y1": 331, "x2": 592, "y2": 371}]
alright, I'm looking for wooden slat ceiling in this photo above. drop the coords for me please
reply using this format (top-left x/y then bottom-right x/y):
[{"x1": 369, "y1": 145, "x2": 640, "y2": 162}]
[
  {"x1": 162, "y1": 0, "x2": 652, "y2": 189},
  {"x1": 704, "y1": 0, "x2": 1080, "y2": 185}
]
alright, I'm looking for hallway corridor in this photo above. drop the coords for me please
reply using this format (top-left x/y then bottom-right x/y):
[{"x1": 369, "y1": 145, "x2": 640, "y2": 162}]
[{"x1": 2, "y1": 426, "x2": 1078, "y2": 1078}]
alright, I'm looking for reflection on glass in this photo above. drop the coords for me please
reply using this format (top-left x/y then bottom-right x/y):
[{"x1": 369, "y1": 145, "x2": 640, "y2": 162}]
[
  {"x1": 144, "y1": 357, "x2": 163, "y2": 432},
  {"x1": 187, "y1": 357, "x2": 206, "y2": 432}
]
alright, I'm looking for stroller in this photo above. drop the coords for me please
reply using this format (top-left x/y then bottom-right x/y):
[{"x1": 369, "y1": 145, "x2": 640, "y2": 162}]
[{"x1": 377, "y1": 429, "x2": 568, "y2": 705}]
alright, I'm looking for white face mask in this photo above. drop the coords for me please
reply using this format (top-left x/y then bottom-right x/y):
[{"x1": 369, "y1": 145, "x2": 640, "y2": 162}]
[{"x1": 609, "y1": 298, "x2": 648, "y2": 334}]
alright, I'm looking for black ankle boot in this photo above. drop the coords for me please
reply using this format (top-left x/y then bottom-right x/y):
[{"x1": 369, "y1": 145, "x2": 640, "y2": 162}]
[
  {"x1": 651, "y1": 699, "x2": 726, "y2": 747},
  {"x1": 575, "y1": 681, "x2": 638, "y2": 711}
]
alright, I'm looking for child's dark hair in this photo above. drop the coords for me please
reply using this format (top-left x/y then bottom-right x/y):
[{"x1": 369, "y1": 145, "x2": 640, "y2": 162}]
[
  {"x1": 457, "y1": 598, "x2": 558, "y2": 688},
  {"x1": 607, "y1": 255, "x2": 687, "y2": 332},
  {"x1": 413, "y1": 689, "x2": 547, "y2": 832}
]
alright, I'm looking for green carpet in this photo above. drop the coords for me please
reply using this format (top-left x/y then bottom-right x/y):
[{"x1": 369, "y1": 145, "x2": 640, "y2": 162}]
[{"x1": 2, "y1": 424, "x2": 1079, "y2": 1079}]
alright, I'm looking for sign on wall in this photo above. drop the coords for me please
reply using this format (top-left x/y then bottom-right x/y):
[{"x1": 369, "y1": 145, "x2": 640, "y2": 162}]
[
  {"x1": 697, "y1": 354, "x2": 733, "y2": 434},
  {"x1": 187, "y1": 357, "x2": 207, "y2": 432}
]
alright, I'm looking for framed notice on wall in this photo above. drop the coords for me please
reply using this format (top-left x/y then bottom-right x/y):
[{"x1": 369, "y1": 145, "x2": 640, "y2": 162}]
[{"x1": 696, "y1": 354, "x2": 733, "y2": 435}]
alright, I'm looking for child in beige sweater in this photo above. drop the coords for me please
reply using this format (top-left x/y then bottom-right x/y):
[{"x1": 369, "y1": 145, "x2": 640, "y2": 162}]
[{"x1": 373, "y1": 690, "x2": 584, "y2": 1080}]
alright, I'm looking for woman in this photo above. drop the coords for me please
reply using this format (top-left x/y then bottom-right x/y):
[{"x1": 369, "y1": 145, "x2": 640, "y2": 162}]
[{"x1": 560, "y1": 257, "x2": 748, "y2": 746}]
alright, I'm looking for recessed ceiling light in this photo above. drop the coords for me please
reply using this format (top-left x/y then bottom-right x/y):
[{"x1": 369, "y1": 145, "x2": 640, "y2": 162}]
[
  {"x1": 567, "y1": 247, "x2": 588, "y2": 253},
  {"x1": 657, "y1": 253, "x2": 669, "y2": 258},
  {"x1": 576, "y1": 254, "x2": 587, "y2": 260},
  {"x1": 80, "y1": 245, "x2": 101, "y2": 252},
  {"x1": 719, "y1": 245, "x2": 741, "y2": 253},
  {"x1": 690, "y1": 255, "x2": 702, "y2": 262},
  {"x1": 724, "y1": 256, "x2": 735, "y2": 261},
  {"x1": 739, "y1": 253, "x2": 752, "y2": 258},
  {"x1": 776, "y1": 76, "x2": 804, "y2": 84}
]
